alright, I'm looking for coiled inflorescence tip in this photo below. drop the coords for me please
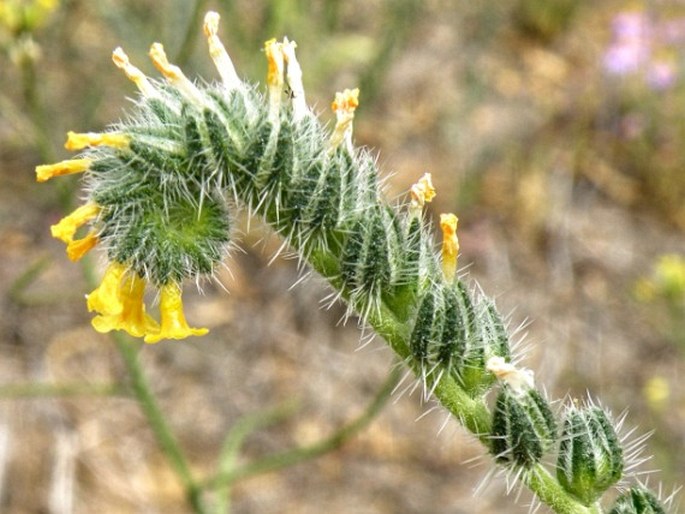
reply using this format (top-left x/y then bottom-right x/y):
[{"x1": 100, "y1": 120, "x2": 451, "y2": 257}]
[{"x1": 36, "y1": 10, "x2": 376, "y2": 343}]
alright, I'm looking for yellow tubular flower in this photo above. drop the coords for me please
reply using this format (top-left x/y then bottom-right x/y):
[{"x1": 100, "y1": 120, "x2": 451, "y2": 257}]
[
  {"x1": 66, "y1": 231, "x2": 98, "y2": 261},
  {"x1": 92, "y1": 273, "x2": 160, "y2": 338},
  {"x1": 65, "y1": 131, "x2": 130, "y2": 151},
  {"x1": 144, "y1": 283, "x2": 209, "y2": 344},
  {"x1": 87, "y1": 262, "x2": 127, "y2": 316},
  {"x1": 35, "y1": 158, "x2": 91, "y2": 182},
  {"x1": 51, "y1": 203, "x2": 100, "y2": 243},
  {"x1": 440, "y1": 213, "x2": 459, "y2": 284}
]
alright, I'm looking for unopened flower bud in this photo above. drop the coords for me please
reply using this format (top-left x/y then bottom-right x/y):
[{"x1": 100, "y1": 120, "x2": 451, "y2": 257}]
[
  {"x1": 609, "y1": 487, "x2": 667, "y2": 514},
  {"x1": 557, "y1": 405, "x2": 624, "y2": 505},
  {"x1": 490, "y1": 385, "x2": 556, "y2": 467}
]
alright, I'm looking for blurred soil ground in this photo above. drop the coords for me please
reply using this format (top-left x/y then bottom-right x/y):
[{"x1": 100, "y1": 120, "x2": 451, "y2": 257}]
[{"x1": 1, "y1": 1, "x2": 684, "y2": 513}]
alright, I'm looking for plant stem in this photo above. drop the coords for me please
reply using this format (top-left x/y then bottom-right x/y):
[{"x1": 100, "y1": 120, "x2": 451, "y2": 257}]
[
  {"x1": 174, "y1": 0, "x2": 211, "y2": 67},
  {"x1": 214, "y1": 401, "x2": 300, "y2": 513},
  {"x1": 525, "y1": 466, "x2": 599, "y2": 514},
  {"x1": 113, "y1": 333, "x2": 207, "y2": 513},
  {"x1": 305, "y1": 225, "x2": 592, "y2": 513},
  {"x1": 207, "y1": 365, "x2": 400, "y2": 489},
  {"x1": 0, "y1": 383, "x2": 124, "y2": 398}
]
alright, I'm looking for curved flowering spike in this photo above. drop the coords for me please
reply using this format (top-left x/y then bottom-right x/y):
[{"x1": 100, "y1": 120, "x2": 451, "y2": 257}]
[
  {"x1": 330, "y1": 88, "x2": 359, "y2": 152},
  {"x1": 144, "y1": 283, "x2": 208, "y2": 344},
  {"x1": 112, "y1": 47, "x2": 157, "y2": 97},
  {"x1": 149, "y1": 42, "x2": 204, "y2": 105},
  {"x1": 86, "y1": 262, "x2": 127, "y2": 316},
  {"x1": 281, "y1": 37, "x2": 307, "y2": 121},
  {"x1": 35, "y1": 158, "x2": 91, "y2": 182},
  {"x1": 51, "y1": 203, "x2": 100, "y2": 244},
  {"x1": 65, "y1": 131, "x2": 130, "y2": 151},
  {"x1": 440, "y1": 213, "x2": 459, "y2": 284},
  {"x1": 264, "y1": 38, "x2": 285, "y2": 123},
  {"x1": 92, "y1": 272, "x2": 160, "y2": 338},
  {"x1": 203, "y1": 11, "x2": 241, "y2": 91}
]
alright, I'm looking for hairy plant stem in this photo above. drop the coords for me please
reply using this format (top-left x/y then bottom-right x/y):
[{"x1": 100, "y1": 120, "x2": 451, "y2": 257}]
[{"x1": 306, "y1": 236, "x2": 596, "y2": 514}]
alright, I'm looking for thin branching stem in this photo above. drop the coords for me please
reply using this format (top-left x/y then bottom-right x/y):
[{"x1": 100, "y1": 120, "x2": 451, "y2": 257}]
[{"x1": 206, "y1": 365, "x2": 401, "y2": 490}]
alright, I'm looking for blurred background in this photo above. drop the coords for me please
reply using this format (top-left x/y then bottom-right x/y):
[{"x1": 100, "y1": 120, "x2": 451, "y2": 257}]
[{"x1": 1, "y1": 0, "x2": 684, "y2": 512}]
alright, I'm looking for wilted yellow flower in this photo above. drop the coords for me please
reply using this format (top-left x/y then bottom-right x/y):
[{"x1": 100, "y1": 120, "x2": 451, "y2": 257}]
[
  {"x1": 440, "y1": 213, "x2": 459, "y2": 284},
  {"x1": 410, "y1": 173, "x2": 436, "y2": 212}
]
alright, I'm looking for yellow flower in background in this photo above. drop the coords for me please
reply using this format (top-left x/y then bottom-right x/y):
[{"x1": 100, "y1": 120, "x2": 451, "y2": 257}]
[
  {"x1": 635, "y1": 253, "x2": 685, "y2": 304},
  {"x1": 643, "y1": 375, "x2": 670, "y2": 412},
  {"x1": 654, "y1": 254, "x2": 685, "y2": 300},
  {"x1": 0, "y1": 0, "x2": 58, "y2": 33}
]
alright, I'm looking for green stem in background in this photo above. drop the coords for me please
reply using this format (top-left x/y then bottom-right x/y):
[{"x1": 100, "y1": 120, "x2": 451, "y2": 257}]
[
  {"x1": 113, "y1": 332, "x2": 208, "y2": 514},
  {"x1": 7, "y1": 256, "x2": 52, "y2": 306},
  {"x1": 174, "y1": 0, "x2": 211, "y2": 67},
  {"x1": 19, "y1": 50, "x2": 55, "y2": 163},
  {"x1": 0, "y1": 383, "x2": 125, "y2": 398},
  {"x1": 79, "y1": 260, "x2": 207, "y2": 513},
  {"x1": 213, "y1": 401, "x2": 301, "y2": 513},
  {"x1": 207, "y1": 366, "x2": 400, "y2": 491}
]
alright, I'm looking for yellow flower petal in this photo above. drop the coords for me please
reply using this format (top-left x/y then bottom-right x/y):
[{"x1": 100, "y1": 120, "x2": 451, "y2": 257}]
[
  {"x1": 65, "y1": 131, "x2": 130, "y2": 151},
  {"x1": 91, "y1": 273, "x2": 160, "y2": 338},
  {"x1": 440, "y1": 213, "x2": 459, "y2": 284},
  {"x1": 87, "y1": 262, "x2": 127, "y2": 316},
  {"x1": 118, "y1": 274, "x2": 160, "y2": 338},
  {"x1": 144, "y1": 283, "x2": 208, "y2": 344},
  {"x1": 91, "y1": 313, "x2": 120, "y2": 334},
  {"x1": 50, "y1": 203, "x2": 100, "y2": 243},
  {"x1": 36, "y1": 158, "x2": 91, "y2": 182},
  {"x1": 66, "y1": 231, "x2": 98, "y2": 261}
]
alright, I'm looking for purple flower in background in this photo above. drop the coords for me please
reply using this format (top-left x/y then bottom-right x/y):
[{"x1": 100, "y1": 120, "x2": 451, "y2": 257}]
[
  {"x1": 612, "y1": 11, "x2": 651, "y2": 40},
  {"x1": 602, "y1": 9, "x2": 683, "y2": 90},
  {"x1": 603, "y1": 42, "x2": 650, "y2": 75},
  {"x1": 603, "y1": 10, "x2": 652, "y2": 76},
  {"x1": 647, "y1": 60, "x2": 677, "y2": 90}
]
